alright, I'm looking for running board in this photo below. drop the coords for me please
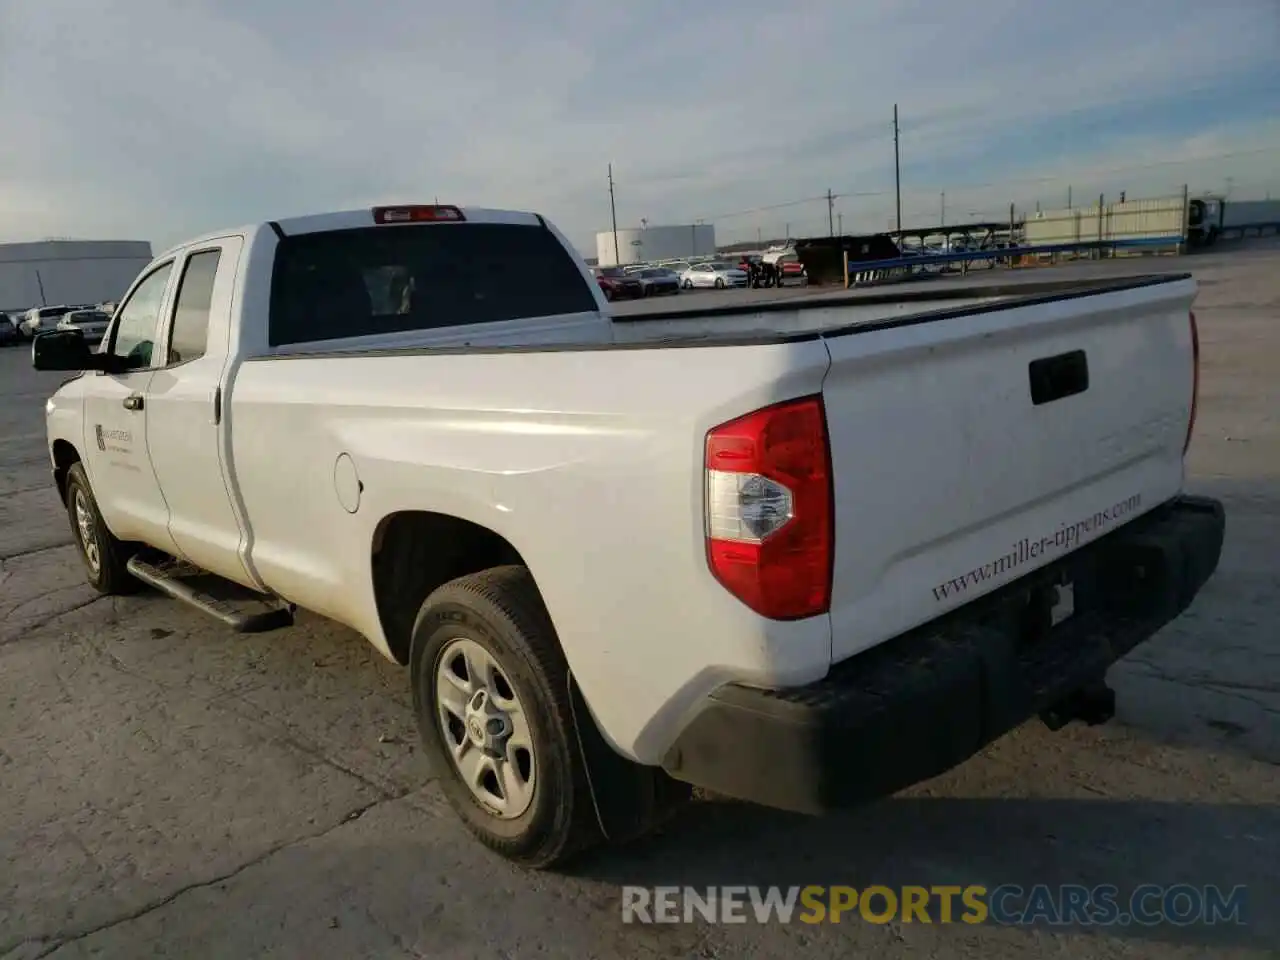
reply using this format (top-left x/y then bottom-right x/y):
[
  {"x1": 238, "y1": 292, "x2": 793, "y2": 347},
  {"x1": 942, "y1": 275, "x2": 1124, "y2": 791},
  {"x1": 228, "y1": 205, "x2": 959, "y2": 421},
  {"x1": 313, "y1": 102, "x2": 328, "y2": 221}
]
[{"x1": 126, "y1": 554, "x2": 295, "y2": 633}]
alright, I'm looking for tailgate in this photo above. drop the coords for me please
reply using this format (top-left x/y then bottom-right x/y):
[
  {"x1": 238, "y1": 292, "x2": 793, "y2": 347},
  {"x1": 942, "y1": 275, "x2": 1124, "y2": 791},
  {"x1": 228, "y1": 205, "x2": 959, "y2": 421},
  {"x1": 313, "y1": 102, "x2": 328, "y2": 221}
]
[{"x1": 821, "y1": 276, "x2": 1197, "y2": 663}]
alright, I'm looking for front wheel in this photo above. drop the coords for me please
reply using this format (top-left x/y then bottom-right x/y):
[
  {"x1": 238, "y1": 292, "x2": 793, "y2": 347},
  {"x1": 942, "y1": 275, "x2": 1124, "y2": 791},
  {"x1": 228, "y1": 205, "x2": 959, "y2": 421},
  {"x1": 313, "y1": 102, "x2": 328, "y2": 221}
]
[
  {"x1": 714, "y1": 277, "x2": 725, "y2": 289},
  {"x1": 682, "y1": 279, "x2": 693, "y2": 289},
  {"x1": 410, "y1": 566, "x2": 601, "y2": 868},
  {"x1": 64, "y1": 462, "x2": 139, "y2": 594}
]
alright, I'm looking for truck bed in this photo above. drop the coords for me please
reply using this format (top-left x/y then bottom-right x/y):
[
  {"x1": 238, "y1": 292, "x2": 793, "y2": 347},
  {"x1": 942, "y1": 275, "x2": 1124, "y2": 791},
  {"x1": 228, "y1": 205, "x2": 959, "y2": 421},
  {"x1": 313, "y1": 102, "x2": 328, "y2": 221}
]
[{"x1": 608, "y1": 273, "x2": 1190, "y2": 346}]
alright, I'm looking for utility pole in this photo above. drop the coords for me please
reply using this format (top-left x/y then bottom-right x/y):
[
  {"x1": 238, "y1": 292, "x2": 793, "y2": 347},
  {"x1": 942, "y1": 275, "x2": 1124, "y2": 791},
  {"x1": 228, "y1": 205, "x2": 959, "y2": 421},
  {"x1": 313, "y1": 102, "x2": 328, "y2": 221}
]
[
  {"x1": 826, "y1": 189, "x2": 835, "y2": 236},
  {"x1": 893, "y1": 104, "x2": 902, "y2": 234},
  {"x1": 608, "y1": 163, "x2": 619, "y2": 265},
  {"x1": 1067, "y1": 185, "x2": 1072, "y2": 209},
  {"x1": 940, "y1": 191, "x2": 945, "y2": 226},
  {"x1": 837, "y1": 212, "x2": 843, "y2": 235}
]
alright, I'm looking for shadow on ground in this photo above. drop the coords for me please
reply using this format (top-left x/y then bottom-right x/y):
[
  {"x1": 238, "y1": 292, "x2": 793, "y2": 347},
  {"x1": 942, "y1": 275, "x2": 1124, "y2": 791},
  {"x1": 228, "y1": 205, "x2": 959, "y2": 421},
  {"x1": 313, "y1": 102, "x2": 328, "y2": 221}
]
[{"x1": 571, "y1": 794, "x2": 1276, "y2": 950}]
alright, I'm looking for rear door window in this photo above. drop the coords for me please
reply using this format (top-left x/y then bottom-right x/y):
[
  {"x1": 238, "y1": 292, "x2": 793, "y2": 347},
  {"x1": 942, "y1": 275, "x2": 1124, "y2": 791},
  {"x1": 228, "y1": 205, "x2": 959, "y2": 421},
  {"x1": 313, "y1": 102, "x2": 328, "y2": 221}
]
[
  {"x1": 269, "y1": 223, "x2": 598, "y2": 346},
  {"x1": 166, "y1": 249, "x2": 222, "y2": 365}
]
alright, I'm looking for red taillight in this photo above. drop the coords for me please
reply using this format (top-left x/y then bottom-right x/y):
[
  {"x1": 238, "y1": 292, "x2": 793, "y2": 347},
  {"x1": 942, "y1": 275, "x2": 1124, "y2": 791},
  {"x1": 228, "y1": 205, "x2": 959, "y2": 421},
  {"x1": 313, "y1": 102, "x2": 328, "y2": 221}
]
[
  {"x1": 372, "y1": 205, "x2": 465, "y2": 224},
  {"x1": 1185, "y1": 310, "x2": 1199, "y2": 455},
  {"x1": 704, "y1": 395, "x2": 833, "y2": 620}
]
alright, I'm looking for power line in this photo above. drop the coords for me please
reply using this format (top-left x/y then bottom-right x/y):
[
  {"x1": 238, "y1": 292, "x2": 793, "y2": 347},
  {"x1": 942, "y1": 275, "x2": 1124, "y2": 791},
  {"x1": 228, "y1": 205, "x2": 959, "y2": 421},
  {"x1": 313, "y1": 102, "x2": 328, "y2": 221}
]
[
  {"x1": 878, "y1": 146, "x2": 1280, "y2": 196},
  {"x1": 701, "y1": 145, "x2": 1279, "y2": 224}
]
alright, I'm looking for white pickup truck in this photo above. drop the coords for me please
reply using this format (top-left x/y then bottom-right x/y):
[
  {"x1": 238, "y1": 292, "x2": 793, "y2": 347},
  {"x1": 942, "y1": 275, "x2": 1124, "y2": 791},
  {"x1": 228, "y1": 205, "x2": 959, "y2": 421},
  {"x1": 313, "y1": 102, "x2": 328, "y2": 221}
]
[{"x1": 34, "y1": 203, "x2": 1224, "y2": 867}]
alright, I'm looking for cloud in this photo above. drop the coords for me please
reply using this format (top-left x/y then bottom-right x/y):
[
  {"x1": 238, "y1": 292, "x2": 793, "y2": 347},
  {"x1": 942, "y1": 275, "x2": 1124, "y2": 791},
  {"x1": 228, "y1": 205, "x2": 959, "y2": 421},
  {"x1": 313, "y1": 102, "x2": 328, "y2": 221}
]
[{"x1": 0, "y1": 0, "x2": 1276, "y2": 251}]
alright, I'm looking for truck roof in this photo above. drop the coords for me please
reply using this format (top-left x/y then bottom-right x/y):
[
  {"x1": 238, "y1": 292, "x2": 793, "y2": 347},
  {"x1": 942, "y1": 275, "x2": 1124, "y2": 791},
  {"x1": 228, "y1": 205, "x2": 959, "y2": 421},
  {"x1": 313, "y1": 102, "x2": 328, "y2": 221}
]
[{"x1": 154, "y1": 205, "x2": 548, "y2": 262}]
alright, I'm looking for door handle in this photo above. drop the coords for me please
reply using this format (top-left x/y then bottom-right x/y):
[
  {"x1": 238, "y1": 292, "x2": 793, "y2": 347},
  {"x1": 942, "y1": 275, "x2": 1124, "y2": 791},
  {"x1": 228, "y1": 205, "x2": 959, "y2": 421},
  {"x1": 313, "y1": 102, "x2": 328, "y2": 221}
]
[{"x1": 123, "y1": 394, "x2": 145, "y2": 411}]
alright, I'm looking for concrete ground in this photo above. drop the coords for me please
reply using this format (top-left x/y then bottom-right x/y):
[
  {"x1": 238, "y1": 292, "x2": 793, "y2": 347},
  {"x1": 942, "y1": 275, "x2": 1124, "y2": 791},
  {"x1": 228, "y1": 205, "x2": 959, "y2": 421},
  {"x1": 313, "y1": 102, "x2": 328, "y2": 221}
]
[{"x1": 2, "y1": 246, "x2": 1277, "y2": 959}]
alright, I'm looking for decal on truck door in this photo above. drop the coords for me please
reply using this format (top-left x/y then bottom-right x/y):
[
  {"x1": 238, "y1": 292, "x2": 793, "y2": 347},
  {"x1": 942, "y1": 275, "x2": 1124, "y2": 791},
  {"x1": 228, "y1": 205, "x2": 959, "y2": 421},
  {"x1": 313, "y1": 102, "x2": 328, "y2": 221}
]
[{"x1": 94, "y1": 424, "x2": 133, "y2": 455}]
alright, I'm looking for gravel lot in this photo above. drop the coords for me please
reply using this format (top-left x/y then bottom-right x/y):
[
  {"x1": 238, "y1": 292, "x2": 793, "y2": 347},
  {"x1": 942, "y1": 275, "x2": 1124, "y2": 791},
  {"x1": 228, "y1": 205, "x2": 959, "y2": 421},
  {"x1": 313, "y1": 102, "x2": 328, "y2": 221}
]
[{"x1": 2, "y1": 247, "x2": 1277, "y2": 959}]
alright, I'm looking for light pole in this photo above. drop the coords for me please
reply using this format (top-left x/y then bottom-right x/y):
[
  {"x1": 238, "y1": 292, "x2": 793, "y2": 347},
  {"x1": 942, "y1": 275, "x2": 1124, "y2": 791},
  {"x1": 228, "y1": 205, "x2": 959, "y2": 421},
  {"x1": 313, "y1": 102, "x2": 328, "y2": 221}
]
[{"x1": 608, "y1": 163, "x2": 619, "y2": 265}]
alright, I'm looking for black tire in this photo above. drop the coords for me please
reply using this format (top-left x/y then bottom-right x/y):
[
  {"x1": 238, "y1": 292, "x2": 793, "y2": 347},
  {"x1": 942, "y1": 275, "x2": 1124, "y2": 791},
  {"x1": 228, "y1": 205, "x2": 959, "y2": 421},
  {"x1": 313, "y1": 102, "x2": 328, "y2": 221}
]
[
  {"x1": 64, "y1": 462, "x2": 140, "y2": 594},
  {"x1": 714, "y1": 277, "x2": 725, "y2": 289},
  {"x1": 410, "y1": 565, "x2": 601, "y2": 868}
]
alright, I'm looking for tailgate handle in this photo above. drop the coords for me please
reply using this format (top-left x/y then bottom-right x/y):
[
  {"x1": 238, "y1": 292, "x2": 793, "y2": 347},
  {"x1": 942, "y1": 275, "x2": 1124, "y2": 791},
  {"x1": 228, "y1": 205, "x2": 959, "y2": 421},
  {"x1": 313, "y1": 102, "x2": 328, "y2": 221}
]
[{"x1": 1029, "y1": 350, "x2": 1089, "y2": 405}]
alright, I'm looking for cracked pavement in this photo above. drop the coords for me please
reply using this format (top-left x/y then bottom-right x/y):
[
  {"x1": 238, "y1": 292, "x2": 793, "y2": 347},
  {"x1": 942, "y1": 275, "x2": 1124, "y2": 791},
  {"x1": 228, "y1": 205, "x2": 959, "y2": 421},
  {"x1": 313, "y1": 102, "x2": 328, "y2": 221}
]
[{"x1": 2, "y1": 249, "x2": 1278, "y2": 958}]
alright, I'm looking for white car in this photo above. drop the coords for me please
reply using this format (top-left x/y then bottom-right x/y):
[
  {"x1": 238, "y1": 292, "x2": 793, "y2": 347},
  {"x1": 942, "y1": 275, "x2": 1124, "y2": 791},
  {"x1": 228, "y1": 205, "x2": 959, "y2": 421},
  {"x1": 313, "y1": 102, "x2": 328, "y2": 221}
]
[
  {"x1": 19, "y1": 305, "x2": 75, "y2": 339},
  {"x1": 679, "y1": 261, "x2": 748, "y2": 289},
  {"x1": 56, "y1": 309, "x2": 112, "y2": 343},
  {"x1": 35, "y1": 202, "x2": 1222, "y2": 869}
]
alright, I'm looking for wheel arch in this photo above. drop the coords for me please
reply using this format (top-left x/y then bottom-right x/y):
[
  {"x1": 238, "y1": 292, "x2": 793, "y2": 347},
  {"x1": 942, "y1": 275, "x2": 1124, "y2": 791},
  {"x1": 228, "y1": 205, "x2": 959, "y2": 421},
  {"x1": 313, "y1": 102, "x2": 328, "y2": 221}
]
[
  {"x1": 52, "y1": 439, "x2": 82, "y2": 504},
  {"x1": 370, "y1": 510, "x2": 535, "y2": 666}
]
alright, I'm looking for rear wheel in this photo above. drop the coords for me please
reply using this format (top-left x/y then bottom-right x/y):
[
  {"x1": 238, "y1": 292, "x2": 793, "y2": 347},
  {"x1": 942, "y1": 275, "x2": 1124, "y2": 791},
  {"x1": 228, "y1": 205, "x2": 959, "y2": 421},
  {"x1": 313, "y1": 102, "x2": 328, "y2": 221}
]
[
  {"x1": 714, "y1": 277, "x2": 725, "y2": 289},
  {"x1": 410, "y1": 566, "x2": 601, "y2": 868},
  {"x1": 64, "y1": 462, "x2": 139, "y2": 594}
]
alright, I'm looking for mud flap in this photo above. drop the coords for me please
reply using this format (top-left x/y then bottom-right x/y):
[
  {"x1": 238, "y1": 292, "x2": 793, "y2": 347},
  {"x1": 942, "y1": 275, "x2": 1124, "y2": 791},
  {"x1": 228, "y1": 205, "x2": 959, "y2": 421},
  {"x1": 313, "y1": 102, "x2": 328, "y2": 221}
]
[{"x1": 567, "y1": 672, "x2": 690, "y2": 842}]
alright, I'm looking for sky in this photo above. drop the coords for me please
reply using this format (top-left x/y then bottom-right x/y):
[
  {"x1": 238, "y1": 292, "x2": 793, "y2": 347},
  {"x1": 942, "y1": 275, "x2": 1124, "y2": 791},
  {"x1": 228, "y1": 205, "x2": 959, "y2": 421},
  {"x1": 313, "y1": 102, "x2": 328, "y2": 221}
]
[{"x1": 1, "y1": 0, "x2": 1278, "y2": 255}]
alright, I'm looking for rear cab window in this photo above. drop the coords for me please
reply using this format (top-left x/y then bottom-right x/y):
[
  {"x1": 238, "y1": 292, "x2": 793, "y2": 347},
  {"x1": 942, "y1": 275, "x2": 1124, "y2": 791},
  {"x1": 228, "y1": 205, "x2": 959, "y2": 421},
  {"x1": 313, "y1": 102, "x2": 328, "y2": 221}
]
[{"x1": 268, "y1": 222, "x2": 599, "y2": 347}]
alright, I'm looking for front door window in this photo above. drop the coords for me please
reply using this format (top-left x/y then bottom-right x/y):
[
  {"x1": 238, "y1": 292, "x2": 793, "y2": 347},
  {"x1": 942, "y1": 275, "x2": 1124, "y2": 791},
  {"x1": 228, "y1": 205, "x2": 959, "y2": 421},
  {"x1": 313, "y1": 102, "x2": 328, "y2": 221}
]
[{"x1": 109, "y1": 263, "x2": 174, "y2": 369}]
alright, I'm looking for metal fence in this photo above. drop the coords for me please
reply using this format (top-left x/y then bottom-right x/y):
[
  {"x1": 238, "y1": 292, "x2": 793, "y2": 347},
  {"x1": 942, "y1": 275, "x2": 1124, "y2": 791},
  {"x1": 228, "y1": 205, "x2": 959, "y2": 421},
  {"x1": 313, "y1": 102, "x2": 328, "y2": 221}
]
[{"x1": 840, "y1": 236, "x2": 1184, "y2": 287}]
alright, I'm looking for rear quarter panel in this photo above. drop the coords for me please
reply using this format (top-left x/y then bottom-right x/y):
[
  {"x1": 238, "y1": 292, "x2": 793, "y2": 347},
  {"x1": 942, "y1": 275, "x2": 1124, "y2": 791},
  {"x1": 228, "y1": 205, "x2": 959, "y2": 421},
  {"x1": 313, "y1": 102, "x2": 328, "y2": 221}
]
[{"x1": 228, "y1": 340, "x2": 833, "y2": 762}]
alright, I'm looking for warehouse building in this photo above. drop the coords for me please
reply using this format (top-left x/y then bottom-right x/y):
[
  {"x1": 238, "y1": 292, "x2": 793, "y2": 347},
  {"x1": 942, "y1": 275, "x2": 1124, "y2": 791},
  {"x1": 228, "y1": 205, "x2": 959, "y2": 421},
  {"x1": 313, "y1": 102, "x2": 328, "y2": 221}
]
[
  {"x1": 595, "y1": 224, "x2": 715, "y2": 267},
  {"x1": 0, "y1": 240, "x2": 153, "y2": 314}
]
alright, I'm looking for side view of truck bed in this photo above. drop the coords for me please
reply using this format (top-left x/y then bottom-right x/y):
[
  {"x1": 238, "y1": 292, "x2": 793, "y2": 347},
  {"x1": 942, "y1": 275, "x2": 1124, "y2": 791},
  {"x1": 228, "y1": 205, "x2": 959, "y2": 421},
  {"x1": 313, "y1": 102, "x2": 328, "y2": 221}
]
[{"x1": 34, "y1": 203, "x2": 1223, "y2": 867}]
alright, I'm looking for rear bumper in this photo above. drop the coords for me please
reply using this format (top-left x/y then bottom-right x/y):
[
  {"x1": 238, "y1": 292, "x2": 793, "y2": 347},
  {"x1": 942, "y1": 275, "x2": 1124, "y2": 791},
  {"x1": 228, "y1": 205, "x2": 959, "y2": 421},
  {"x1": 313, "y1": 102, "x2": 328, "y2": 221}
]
[{"x1": 661, "y1": 495, "x2": 1225, "y2": 814}]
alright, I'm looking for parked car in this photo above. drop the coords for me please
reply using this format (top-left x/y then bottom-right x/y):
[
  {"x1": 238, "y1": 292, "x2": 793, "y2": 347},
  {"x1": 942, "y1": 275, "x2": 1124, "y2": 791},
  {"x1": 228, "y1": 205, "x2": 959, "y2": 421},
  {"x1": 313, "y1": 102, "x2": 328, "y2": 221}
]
[
  {"x1": 0, "y1": 313, "x2": 19, "y2": 347},
  {"x1": 593, "y1": 266, "x2": 644, "y2": 301},
  {"x1": 56, "y1": 309, "x2": 112, "y2": 343},
  {"x1": 679, "y1": 261, "x2": 748, "y2": 289},
  {"x1": 33, "y1": 201, "x2": 1221, "y2": 870},
  {"x1": 19, "y1": 305, "x2": 76, "y2": 339},
  {"x1": 636, "y1": 267, "x2": 681, "y2": 297}
]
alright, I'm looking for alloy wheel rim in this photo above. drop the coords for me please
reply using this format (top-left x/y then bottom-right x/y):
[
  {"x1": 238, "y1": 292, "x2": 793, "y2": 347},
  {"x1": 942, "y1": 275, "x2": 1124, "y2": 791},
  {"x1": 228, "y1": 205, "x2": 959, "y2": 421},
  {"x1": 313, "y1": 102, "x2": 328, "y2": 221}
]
[
  {"x1": 73, "y1": 489, "x2": 100, "y2": 574},
  {"x1": 434, "y1": 637, "x2": 536, "y2": 819}
]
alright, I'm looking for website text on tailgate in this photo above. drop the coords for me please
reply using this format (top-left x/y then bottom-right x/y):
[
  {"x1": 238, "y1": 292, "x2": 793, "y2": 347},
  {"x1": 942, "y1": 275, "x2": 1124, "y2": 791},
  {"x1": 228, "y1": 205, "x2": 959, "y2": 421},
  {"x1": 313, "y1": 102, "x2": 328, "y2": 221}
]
[{"x1": 934, "y1": 494, "x2": 1143, "y2": 602}]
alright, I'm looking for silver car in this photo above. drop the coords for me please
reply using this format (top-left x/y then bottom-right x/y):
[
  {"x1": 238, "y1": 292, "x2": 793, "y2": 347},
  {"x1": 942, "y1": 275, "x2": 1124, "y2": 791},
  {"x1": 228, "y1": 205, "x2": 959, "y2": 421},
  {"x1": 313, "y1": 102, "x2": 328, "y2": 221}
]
[
  {"x1": 679, "y1": 261, "x2": 748, "y2": 289},
  {"x1": 55, "y1": 309, "x2": 112, "y2": 343}
]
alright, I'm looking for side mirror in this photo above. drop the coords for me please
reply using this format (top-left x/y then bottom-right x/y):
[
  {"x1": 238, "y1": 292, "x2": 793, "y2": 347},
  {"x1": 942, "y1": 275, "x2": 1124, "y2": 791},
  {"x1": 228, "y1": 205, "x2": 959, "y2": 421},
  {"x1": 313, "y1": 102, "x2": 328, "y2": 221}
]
[{"x1": 31, "y1": 329, "x2": 119, "y2": 372}]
